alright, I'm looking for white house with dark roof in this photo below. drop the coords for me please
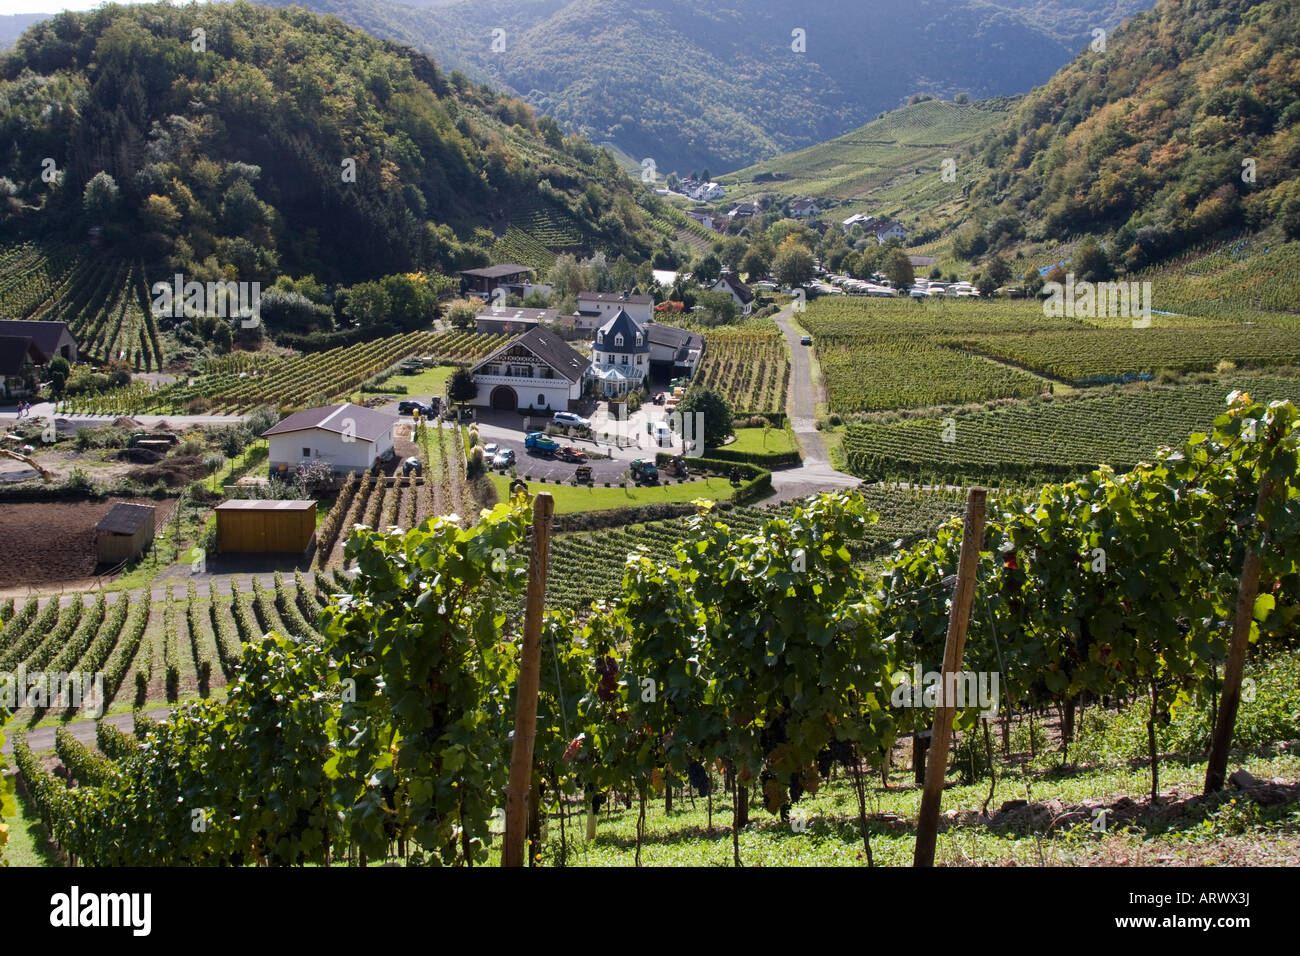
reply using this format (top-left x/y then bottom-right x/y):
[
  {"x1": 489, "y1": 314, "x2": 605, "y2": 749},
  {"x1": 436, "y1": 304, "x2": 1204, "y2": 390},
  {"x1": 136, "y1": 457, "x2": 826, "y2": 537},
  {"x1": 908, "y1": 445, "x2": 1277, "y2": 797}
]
[
  {"x1": 574, "y1": 291, "x2": 653, "y2": 330},
  {"x1": 790, "y1": 199, "x2": 822, "y2": 218},
  {"x1": 588, "y1": 309, "x2": 650, "y2": 397},
  {"x1": 470, "y1": 326, "x2": 591, "y2": 412},
  {"x1": 711, "y1": 271, "x2": 755, "y2": 315},
  {"x1": 261, "y1": 403, "x2": 398, "y2": 475}
]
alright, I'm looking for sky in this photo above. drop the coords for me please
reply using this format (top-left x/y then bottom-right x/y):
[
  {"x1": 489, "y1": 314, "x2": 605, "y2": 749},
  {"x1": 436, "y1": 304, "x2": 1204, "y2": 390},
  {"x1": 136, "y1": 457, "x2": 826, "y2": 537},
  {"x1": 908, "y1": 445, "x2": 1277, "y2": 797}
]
[{"x1": 0, "y1": 0, "x2": 193, "y2": 15}]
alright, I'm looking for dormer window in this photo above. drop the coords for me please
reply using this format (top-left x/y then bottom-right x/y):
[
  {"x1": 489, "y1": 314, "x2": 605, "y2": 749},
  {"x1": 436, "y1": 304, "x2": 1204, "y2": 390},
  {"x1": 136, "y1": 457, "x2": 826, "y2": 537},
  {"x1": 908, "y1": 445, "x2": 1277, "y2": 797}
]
[
  {"x1": 597, "y1": 332, "x2": 604, "y2": 344},
  {"x1": 614, "y1": 333, "x2": 624, "y2": 347},
  {"x1": 635, "y1": 333, "x2": 643, "y2": 346}
]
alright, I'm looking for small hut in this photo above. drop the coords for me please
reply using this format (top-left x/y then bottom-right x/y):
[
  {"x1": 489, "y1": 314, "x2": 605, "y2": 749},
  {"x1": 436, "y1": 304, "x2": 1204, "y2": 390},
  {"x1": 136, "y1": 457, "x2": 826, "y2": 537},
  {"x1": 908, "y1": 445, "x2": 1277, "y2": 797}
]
[
  {"x1": 95, "y1": 503, "x2": 156, "y2": 563},
  {"x1": 215, "y1": 499, "x2": 316, "y2": 554}
]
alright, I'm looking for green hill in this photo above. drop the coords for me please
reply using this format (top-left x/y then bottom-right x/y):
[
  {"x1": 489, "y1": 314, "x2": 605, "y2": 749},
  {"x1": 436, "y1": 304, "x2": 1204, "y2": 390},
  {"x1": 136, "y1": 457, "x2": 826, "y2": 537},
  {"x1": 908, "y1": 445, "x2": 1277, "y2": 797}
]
[
  {"x1": 947, "y1": 0, "x2": 1300, "y2": 273},
  {"x1": 264, "y1": 0, "x2": 1153, "y2": 174},
  {"x1": 0, "y1": 1, "x2": 679, "y2": 366},
  {"x1": 717, "y1": 98, "x2": 1014, "y2": 226}
]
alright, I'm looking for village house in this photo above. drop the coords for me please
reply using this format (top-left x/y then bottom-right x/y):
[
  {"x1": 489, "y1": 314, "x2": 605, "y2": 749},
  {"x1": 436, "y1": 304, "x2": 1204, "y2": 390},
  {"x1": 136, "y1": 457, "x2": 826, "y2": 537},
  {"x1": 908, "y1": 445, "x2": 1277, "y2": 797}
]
[
  {"x1": 711, "y1": 271, "x2": 755, "y2": 316},
  {"x1": 0, "y1": 335, "x2": 47, "y2": 399},
  {"x1": 474, "y1": 306, "x2": 560, "y2": 336},
  {"x1": 728, "y1": 202, "x2": 761, "y2": 222},
  {"x1": 262, "y1": 403, "x2": 398, "y2": 477},
  {"x1": 790, "y1": 199, "x2": 822, "y2": 218},
  {"x1": 0, "y1": 319, "x2": 78, "y2": 363},
  {"x1": 573, "y1": 291, "x2": 654, "y2": 330},
  {"x1": 456, "y1": 264, "x2": 534, "y2": 298},
  {"x1": 470, "y1": 326, "x2": 591, "y2": 412},
  {"x1": 685, "y1": 209, "x2": 715, "y2": 231}
]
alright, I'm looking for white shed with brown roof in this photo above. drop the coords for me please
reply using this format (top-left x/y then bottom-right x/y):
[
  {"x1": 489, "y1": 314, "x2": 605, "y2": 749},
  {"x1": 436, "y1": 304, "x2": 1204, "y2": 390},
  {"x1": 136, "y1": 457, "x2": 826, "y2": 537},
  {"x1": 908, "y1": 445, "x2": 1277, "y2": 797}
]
[{"x1": 260, "y1": 403, "x2": 397, "y2": 476}]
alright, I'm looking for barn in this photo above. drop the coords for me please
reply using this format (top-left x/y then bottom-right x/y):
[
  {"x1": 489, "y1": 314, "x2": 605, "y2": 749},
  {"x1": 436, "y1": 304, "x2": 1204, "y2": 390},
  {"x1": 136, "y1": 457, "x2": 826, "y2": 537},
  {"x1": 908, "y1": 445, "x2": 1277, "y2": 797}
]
[
  {"x1": 95, "y1": 503, "x2": 156, "y2": 564},
  {"x1": 215, "y1": 499, "x2": 317, "y2": 554}
]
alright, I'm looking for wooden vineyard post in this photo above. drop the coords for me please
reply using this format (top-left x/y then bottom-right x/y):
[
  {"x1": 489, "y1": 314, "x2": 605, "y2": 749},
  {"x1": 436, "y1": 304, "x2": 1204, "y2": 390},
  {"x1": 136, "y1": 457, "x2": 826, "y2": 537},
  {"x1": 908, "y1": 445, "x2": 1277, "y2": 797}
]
[
  {"x1": 502, "y1": 492, "x2": 554, "y2": 867},
  {"x1": 1205, "y1": 474, "x2": 1274, "y2": 795},
  {"x1": 913, "y1": 487, "x2": 987, "y2": 868}
]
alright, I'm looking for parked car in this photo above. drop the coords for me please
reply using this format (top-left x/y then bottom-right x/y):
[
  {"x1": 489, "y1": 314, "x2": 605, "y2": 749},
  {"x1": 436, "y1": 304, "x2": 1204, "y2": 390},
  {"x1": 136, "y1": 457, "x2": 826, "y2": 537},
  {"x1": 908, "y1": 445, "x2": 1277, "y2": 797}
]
[
  {"x1": 492, "y1": 448, "x2": 516, "y2": 469},
  {"x1": 401, "y1": 456, "x2": 422, "y2": 476},
  {"x1": 574, "y1": 464, "x2": 593, "y2": 484},
  {"x1": 525, "y1": 431, "x2": 560, "y2": 454},
  {"x1": 800, "y1": 335, "x2": 812, "y2": 346},
  {"x1": 398, "y1": 400, "x2": 434, "y2": 416},
  {"x1": 558, "y1": 446, "x2": 586, "y2": 463},
  {"x1": 652, "y1": 392, "x2": 666, "y2": 405},
  {"x1": 482, "y1": 442, "x2": 499, "y2": 459},
  {"x1": 552, "y1": 411, "x2": 591, "y2": 429}
]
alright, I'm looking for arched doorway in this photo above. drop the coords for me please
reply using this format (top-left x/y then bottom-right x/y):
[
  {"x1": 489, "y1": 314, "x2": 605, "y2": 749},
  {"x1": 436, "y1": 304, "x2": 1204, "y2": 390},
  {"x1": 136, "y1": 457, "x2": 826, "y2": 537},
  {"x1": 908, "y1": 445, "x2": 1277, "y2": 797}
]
[{"x1": 490, "y1": 385, "x2": 518, "y2": 410}]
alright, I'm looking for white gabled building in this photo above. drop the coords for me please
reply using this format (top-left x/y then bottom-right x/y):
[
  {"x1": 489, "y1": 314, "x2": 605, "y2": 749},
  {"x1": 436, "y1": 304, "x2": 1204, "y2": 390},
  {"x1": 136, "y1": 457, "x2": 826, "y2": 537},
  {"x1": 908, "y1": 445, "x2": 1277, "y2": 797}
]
[
  {"x1": 470, "y1": 326, "x2": 591, "y2": 412},
  {"x1": 262, "y1": 403, "x2": 398, "y2": 476},
  {"x1": 711, "y1": 271, "x2": 755, "y2": 315},
  {"x1": 574, "y1": 291, "x2": 654, "y2": 330}
]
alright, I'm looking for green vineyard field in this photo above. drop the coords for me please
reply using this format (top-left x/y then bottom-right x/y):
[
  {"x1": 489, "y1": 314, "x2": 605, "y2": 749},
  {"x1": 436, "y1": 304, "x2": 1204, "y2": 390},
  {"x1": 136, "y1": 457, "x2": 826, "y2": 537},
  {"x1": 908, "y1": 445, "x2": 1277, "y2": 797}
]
[
  {"x1": 0, "y1": 244, "x2": 164, "y2": 370},
  {"x1": 842, "y1": 373, "x2": 1300, "y2": 483},
  {"x1": 692, "y1": 329, "x2": 790, "y2": 414}
]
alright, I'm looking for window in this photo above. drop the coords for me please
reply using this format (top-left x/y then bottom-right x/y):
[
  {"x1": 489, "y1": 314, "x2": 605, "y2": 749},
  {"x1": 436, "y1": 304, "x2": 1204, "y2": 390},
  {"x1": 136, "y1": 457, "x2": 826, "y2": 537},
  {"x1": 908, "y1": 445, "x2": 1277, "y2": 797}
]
[
  {"x1": 615, "y1": 333, "x2": 624, "y2": 347},
  {"x1": 621, "y1": 355, "x2": 628, "y2": 365},
  {"x1": 302, "y1": 447, "x2": 311, "y2": 458},
  {"x1": 635, "y1": 333, "x2": 643, "y2": 346},
  {"x1": 597, "y1": 332, "x2": 604, "y2": 344},
  {"x1": 537, "y1": 394, "x2": 545, "y2": 406},
  {"x1": 636, "y1": 355, "x2": 643, "y2": 365}
]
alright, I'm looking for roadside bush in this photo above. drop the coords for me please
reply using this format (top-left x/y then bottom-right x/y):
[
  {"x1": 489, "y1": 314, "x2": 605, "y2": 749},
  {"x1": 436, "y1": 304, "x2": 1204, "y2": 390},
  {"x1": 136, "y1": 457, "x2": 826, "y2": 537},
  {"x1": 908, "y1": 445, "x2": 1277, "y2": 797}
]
[{"x1": 75, "y1": 425, "x2": 129, "y2": 450}]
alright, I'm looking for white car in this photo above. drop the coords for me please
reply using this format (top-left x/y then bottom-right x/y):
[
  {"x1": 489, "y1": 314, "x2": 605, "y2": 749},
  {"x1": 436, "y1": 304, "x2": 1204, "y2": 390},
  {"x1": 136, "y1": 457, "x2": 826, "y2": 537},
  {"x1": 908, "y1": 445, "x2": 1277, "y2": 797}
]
[
  {"x1": 492, "y1": 448, "x2": 516, "y2": 469},
  {"x1": 482, "y1": 443, "x2": 499, "y2": 458},
  {"x1": 552, "y1": 412, "x2": 591, "y2": 429}
]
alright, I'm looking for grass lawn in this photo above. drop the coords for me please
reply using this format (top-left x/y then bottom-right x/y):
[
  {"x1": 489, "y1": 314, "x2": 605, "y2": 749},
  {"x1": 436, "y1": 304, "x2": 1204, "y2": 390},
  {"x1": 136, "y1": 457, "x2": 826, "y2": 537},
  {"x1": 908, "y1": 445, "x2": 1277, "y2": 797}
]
[
  {"x1": 719, "y1": 426, "x2": 797, "y2": 455},
  {"x1": 490, "y1": 473, "x2": 743, "y2": 514},
  {"x1": 349, "y1": 365, "x2": 454, "y2": 403}
]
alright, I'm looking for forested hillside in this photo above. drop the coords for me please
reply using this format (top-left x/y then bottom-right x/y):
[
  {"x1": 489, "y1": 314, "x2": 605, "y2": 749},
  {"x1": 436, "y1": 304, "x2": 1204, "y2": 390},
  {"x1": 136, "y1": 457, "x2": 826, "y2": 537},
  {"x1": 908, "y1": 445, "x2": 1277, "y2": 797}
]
[
  {"x1": 951, "y1": 0, "x2": 1300, "y2": 270},
  {"x1": 0, "y1": 1, "x2": 662, "y2": 290},
  {"x1": 267, "y1": 0, "x2": 1153, "y2": 173}
]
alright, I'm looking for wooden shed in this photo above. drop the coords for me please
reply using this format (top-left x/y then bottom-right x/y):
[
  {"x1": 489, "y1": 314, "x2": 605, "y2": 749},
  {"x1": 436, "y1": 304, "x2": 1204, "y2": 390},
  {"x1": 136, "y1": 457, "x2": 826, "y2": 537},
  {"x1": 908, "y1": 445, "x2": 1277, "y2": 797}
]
[
  {"x1": 216, "y1": 499, "x2": 316, "y2": 554},
  {"x1": 95, "y1": 503, "x2": 156, "y2": 563}
]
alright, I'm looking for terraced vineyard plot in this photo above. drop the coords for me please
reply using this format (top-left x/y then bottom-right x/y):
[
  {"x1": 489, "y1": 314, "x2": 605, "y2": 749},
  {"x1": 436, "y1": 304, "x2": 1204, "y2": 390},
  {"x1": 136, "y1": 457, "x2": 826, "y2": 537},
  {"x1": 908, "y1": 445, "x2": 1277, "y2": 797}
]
[
  {"x1": 65, "y1": 331, "x2": 508, "y2": 415},
  {"x1": 545, "y1": 487, "x2": 970, "y2": 609},
  {"x1": 819, "y1": 340, "x2": 1045, "y2": 413},
  {"x1": 966, "y1": 328, "x2": 1300, "y2": 383},
  {"x1": 492, "y1": 226, "x2": 559, "y2": 273},
  {"x1": 692, "y1": 330, "x2": 790, "y2": 414},
  {"x1": 842, "y1": 374, "x2": 1300, "y2": 483},
  {"x1": 0, "y1": 245, "x2": 163, "y2": 369}
]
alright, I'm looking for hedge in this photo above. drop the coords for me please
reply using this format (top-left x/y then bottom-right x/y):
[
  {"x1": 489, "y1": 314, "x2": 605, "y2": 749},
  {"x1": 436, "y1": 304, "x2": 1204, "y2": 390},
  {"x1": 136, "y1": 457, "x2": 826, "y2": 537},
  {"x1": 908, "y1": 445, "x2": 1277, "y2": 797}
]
[
  {"x1": 653, "y1": 453, "x2": 773, "y2": 505},
  {"x1": 704, "y1": 445, "x2": 802, "y2": 468}
]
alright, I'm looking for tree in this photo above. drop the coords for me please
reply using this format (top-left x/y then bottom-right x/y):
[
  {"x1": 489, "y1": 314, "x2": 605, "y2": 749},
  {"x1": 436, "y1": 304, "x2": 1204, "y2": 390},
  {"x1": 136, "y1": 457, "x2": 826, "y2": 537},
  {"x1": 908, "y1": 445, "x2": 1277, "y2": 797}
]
[
  {"x1": 677, "y1": 387, "x2": 733, "y2": 448},
  {"x1": 48, "y1": 356, "x2": 70, "y2": 392},
  {"x1": 693, "y1": 290, "x2": 738, "y2": 327},
  {"x1": 772, "y1": 238, "x2": 815, "y2": 288},
  {"x1": 446, "y1": 299, "x2": 480, "y2": 329},
  {"x1": 448, "y1": 367, "x2": 478, "y2": 409},
  {"x1": 82, "y1": 172, "x2": 120, "y2": 223},
  {"x1": 975, "y1": 271, "x2": 999, "y2": 297},
  {"x1": 1072, "y1": 236, "x2": 1112, "y2": 282},
  {"x1": 692, "y1": 253, "x2": 722, "y2": 286},
  {"x1": 885, "y1": 250, "x2": 914, "y2": 294},
  {"x1": 984, "y1": 255, "x2": 1012, "y2": 289},
  {"x1": 739, "y1": 242, "x2": 774, "y2": 280}
]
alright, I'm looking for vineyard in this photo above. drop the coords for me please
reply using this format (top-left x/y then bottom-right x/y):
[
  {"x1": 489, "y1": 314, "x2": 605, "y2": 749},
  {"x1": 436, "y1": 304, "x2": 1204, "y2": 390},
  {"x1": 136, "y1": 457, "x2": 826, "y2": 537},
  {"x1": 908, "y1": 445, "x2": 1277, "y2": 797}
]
[
  {"x1": 803, "y1": 296, "x2": 1300, "y2": 412},
  {"x1": 545, "y1": 486, "x2": 973, "y2": 609},
  {"x1": 10, "y1": 394, "x2": 1299, "y2": 868},
  {"x1": 312, "y1": 420, "x2": 478, "y2": 567},
  {"x1": 59, "y1": 331, "x2": 508, "y2": 415},
  {"x1": 965, "y1": 327, "x2": 1300, "y2": 384},
  {"x1": 0, "y1": 569, "x2": 336, "y2": 721},
  {"x1": 492, "y1": 226, "x2": 559, "y2": 273},
  {"x1": 691, "y1": 329, "x2": 790, "y2": 415},
  {"x1": 0, "y1": 244, "x2": 164, "y2": 370},
  {"x1": 842, "y1": 373, "x2": 1300, "y2": 483}
]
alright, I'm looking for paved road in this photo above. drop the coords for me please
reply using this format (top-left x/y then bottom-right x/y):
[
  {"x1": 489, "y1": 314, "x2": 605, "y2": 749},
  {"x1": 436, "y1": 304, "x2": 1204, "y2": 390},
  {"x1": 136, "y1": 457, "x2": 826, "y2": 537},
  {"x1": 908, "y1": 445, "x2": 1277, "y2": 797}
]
[{"x1": 770, "y1": 303, "x2": 861, "y2": 500}]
